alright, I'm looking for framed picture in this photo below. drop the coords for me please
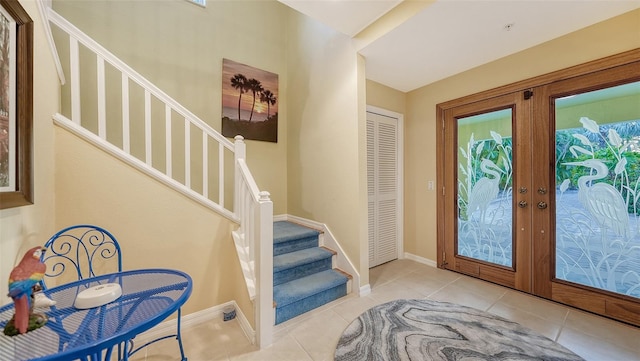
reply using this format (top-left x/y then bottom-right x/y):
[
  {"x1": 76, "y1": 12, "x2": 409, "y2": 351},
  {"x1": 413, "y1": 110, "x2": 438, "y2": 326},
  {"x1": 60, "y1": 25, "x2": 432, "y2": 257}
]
[
  {"x1": 0, "y1": 0, "x2": 33, "y2": 209},
  {"x1": 222, "y1": 58, "x2": 278, "y2": 143}
]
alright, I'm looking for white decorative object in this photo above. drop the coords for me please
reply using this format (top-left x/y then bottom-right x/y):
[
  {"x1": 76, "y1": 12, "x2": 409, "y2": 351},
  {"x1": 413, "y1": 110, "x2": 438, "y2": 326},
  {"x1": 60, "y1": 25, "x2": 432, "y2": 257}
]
[
  {"x1": 74, "y1": 283, "x2": 122, "y2": 309},
  {"x1": 33, "y1": 292, "x2": 57, "y2": 308}
]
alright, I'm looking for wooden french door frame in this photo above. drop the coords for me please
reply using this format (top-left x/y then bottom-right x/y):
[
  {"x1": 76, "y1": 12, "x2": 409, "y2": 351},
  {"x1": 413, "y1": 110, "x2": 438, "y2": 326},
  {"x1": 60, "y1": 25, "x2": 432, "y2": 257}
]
[
  {"x1": 532, "y1": 61, "x2": 640, "y2": 325},
  {"x1": 437, "y1": 49, "x2": 640, "y2": 327},
  {"x1": 440, "y1": 91, "x2": 533, "y2": 292}
]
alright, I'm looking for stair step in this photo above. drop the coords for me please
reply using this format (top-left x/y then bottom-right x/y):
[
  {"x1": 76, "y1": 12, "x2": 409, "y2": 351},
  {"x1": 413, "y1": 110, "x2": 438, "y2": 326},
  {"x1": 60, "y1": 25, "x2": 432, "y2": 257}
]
[
  {"x1": 273, "y1": 247, "x2": 333, "y2": 286},
  {"x1": 273, "y1": 269, "x2": 348, "y2": 324},
  {"x1": 273, "y1": 221, "x2": 320, "y2": 256}
]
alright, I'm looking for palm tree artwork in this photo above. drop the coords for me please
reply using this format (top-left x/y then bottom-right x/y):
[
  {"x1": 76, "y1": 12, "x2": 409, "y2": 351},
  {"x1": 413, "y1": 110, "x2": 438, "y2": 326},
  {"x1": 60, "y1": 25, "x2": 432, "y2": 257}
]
[
  {"x1": 260, "y1": 90, "x2": 277, "y2": 119},
  {"x1": 230, "y1": 74, "x2": 249, "y2": 122},
  {"x1": 247, "y1": 78, "x2": 264, "y2": 122},
  {"x1": 222, "y1": 59, "x2": 278, "y2": 142}
]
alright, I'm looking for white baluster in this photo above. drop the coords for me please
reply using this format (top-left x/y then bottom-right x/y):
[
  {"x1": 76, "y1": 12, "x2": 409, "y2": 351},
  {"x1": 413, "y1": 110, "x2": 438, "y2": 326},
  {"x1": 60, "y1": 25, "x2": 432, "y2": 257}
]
[
  {"x1": 165, "y1": 104, "x2": 172, "y2": 178},
  {"x1": 97, "y1": 56, "x2": 106, "y2": 139},
  {"x1": 185, "y1": 118, "x2": 191, "y2": 188},
  {"x1": 121, "y1": 74, "x2": 130, "y2": 154},
  {"x1": 203, "y1": 132, "x2": 208, "y2": 199},
  {"x1": 144, "y1": 90, "x2": 151, "y2": 165},
  {"x1": 234, "y1": 135, "x2": 246, "y2": 217},
  {"x1": 70, "y1": 37, "x2": 80, "y2": 124},
  {"x1": 219, "y1": 142, "x2": 224, "y2": 207}
]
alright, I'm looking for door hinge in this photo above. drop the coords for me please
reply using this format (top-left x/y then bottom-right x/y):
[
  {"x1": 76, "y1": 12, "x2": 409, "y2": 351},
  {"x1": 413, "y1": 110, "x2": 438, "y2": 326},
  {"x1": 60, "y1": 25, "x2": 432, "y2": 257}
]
[
  {"x1": 441, "y1": 251, "x2": 448, "y2": 267},
  {"x1": 524, "y1": 90, "x2": 533, "y2": 100}
]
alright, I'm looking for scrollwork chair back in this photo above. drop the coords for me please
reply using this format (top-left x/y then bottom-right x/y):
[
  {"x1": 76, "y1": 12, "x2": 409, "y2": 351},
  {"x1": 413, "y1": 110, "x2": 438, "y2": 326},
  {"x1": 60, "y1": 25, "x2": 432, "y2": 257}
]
[{"x1": 40, "y1": 225, "x2": 123, "y2": 289}]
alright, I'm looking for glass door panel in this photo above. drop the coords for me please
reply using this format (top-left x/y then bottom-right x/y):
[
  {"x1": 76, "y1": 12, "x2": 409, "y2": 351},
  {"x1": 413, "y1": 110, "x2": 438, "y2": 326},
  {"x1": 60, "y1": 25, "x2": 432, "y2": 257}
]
[
  {"x1": 554, "y1": 81, "x2": 640, "y2": 298},
  {"x1": 457, "y1": 109, "x2": 514, "y2": 267}
]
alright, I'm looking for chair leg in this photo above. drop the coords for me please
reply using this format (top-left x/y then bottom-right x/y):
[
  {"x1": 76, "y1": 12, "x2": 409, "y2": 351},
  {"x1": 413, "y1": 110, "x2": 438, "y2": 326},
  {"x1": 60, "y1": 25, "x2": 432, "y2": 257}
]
[
  {"x1": 121, "y1": 309, "x2": 186, "y2": 360},
  {"x1": 118, "y1": 339, "x2": 131, "y2": 361},
  {"x1": 177, "y1": 308, "x2": 187, "y2": 361}
]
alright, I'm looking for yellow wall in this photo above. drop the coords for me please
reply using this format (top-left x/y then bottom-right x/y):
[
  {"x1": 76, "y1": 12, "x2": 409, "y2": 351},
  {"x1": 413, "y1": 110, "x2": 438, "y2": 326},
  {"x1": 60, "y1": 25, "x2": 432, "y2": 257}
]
[
  {"x1": 54, "y1": 129, "x2": 250, "y2": 320},
  {"x1": 366, "y1": 80, "x2": 406, "y2": 116},
  {"x1": 404, "y1": 9, "x2": 640, "y2": 262},
  {"x1": 0, "y1": 0, "x2": 59, "y2": 305},
  {"x1": 285, "y1": 11, "x2": 367, "y2": 280},
  {"x1": 52, "y1": 0, "x2": 289, "y2": 216}
]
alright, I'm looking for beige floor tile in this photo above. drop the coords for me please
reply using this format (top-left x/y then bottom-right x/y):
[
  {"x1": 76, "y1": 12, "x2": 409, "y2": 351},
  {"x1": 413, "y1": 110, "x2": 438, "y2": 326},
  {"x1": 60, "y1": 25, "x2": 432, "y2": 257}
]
[
  {"x1": 368, "y1": 265, "x2": 403, "y2": 288},
  {"x1": 498, "y1": 289, "x2": 570, "y2": 322},
  {"x1": 487, "y1": 302, "x2": 563, "y2": 340},
  {"x1": 330, "y1": 294, "x2": 379, "y2": 323},
  {"x1": 375, "y1": 258, "x2": 423, "y2": 275},
  {"x1": 369, "y1": 258, "x2": 426, "y2": 287},
  {"x1": 287, "y1": 309, "x2": 349, "y2": 361},
  {"x1": 564, "y1": 308, "x2": 640, "y2": 353},
  {"x1": 368, "y1": 278, "x2": 429, "y2": 304},
  {"x1": 230, "y1": 333, "x2": 312, "y2": 361},
  {"x1": 557, "y1": 326, "x2": 639, "y2": 361},
  {"x1": 409, "y1": 265, "x2": 461, "y2": 283},
  {"x1": 129, "y1": 335, "x2": 189, "y2": 361},
  {"x1": 449, "y1": 275, "x2": 508, "y2": 300},
  {"x1": 394, "y1": 270, "x2": 455, "y2": 297},
  {"x1": 428, "y1": 283, "x2": 500, "y2": 311}
]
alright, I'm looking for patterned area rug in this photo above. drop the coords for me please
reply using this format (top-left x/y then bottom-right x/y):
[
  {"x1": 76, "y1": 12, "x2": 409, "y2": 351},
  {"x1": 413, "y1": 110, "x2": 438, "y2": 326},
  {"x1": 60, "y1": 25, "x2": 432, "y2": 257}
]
[{"x1": 335, "y1": 299, "x2": 584, "y2": 361}]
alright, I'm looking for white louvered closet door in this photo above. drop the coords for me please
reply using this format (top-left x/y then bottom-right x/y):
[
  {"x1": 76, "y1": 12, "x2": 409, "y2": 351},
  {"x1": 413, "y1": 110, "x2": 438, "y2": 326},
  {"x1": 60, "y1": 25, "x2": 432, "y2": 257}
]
[{"x1": 367, "y1": 111, "x2": 400, "y2": 268}]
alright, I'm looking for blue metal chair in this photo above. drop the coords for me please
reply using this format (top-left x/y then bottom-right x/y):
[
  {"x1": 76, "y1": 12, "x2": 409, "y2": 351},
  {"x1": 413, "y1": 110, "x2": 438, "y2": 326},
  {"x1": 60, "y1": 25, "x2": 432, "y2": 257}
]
[
  {"x1": 40, "y1": 224, "x2": 188, "y2": 361},
  {"x1": 40, "y1": 224, "x2": 123, "y2": 289}
]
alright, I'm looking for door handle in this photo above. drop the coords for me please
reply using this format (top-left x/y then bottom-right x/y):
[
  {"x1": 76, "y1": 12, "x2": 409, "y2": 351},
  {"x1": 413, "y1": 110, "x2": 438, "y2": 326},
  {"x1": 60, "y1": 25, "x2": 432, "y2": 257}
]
[
  {"x1": 518, "y1": 200, "x2": 528, "y2": 208},
  {"x1": 537, "y1": 201, "x2": 548, "y2": 209}
]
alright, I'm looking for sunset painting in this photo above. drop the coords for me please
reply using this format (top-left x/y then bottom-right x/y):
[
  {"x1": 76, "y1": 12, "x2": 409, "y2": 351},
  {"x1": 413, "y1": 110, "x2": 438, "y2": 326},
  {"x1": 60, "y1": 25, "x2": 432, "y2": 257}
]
[{"x1": 222, "y1": 59, "x2": 278, "y2": 143}]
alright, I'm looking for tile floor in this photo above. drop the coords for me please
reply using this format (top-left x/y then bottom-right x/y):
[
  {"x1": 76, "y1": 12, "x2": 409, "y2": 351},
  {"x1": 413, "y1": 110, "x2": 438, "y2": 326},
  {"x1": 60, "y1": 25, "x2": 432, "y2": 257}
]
[{"x1": 132, "y1": 259, "x2": 640, "y2": 361}]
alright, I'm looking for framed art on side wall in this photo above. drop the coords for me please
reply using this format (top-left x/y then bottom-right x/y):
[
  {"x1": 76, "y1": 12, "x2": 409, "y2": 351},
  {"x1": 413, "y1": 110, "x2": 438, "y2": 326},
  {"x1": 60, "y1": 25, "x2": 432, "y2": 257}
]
[
  {"x1": 0, "y1": 0, "x2": 33, "y2": 209},
  {"x1": 221, "y1": 58, "x2": 278, "y2": 143}
]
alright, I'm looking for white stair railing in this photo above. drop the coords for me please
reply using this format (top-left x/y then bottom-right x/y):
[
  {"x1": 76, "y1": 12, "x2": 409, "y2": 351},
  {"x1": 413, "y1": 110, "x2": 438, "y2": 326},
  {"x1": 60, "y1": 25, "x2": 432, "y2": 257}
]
[
  {"x1": 42, "y1": 4, "x2": 273, "y2": 348},
  {"x1": 233, "y1": 136, "x2": 273, "y2": 347}
]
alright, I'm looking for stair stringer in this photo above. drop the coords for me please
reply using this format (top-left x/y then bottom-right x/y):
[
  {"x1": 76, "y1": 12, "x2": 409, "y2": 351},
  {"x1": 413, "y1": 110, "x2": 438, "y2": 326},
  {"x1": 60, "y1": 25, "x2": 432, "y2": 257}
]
[{"x1": 273, "y1": 214, "x2": 361, "y2": 295}]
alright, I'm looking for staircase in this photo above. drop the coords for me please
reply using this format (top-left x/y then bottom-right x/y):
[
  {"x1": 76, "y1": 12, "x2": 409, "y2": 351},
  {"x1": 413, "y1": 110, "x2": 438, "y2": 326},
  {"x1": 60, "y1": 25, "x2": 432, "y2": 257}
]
[
  {"x1": 273, "y1": 221, "x2": 351, "y2": 324},
  {"x1": 42, "y1": 5, "x2": 354, "y2": 345}
]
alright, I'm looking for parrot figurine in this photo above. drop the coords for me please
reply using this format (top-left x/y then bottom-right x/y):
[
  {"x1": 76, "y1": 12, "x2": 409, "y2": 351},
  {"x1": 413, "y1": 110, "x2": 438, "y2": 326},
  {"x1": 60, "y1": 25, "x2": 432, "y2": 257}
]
[{"x1": 7, "y1": 246, "x2": 47, "y2": 335}]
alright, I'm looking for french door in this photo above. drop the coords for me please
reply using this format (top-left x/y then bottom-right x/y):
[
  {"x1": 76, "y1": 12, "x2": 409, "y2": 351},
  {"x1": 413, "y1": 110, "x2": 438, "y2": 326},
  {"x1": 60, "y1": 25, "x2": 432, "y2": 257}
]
[
  {"x1": 438, "y1": 55, "x2": 640, "y2": 326},
  {"x1": 440, "y1": 92, "x2": 533, "y2": 291}
]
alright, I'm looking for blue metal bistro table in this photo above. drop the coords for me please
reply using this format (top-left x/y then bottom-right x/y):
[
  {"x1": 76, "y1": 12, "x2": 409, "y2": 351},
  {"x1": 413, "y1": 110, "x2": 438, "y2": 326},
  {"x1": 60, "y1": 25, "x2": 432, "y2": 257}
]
[{"x1": 0, "y1": 269, "x2": 192, "y2": 361}]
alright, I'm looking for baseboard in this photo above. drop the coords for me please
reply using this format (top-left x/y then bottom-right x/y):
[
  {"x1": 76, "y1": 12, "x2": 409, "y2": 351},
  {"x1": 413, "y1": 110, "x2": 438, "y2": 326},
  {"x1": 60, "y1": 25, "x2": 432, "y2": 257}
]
[
  {"x1": 273, "y1": 214, "x2": 288, "y2": 222},
  {"x1": 135, "y1": 300, "x2": 256, "y2": 345},
  {"x1": 404, "y1": 252, "x2": 437, "y2": 268},
  {"x1": 359, "y1": 284, "x2": 371, "y2": 296}
]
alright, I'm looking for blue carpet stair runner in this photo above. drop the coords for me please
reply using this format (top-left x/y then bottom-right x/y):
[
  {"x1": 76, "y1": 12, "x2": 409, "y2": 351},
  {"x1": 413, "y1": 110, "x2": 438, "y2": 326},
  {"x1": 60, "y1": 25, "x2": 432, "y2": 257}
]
[{"x1": 273, "y1": 221, "x2": 350, "y2": 324}]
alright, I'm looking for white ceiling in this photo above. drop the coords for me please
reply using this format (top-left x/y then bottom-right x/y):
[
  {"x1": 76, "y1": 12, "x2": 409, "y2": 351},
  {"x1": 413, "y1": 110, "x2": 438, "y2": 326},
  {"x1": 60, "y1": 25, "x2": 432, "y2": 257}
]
[{"x1": 279, "y1": 0, "x2": 640, "y2": 93}]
